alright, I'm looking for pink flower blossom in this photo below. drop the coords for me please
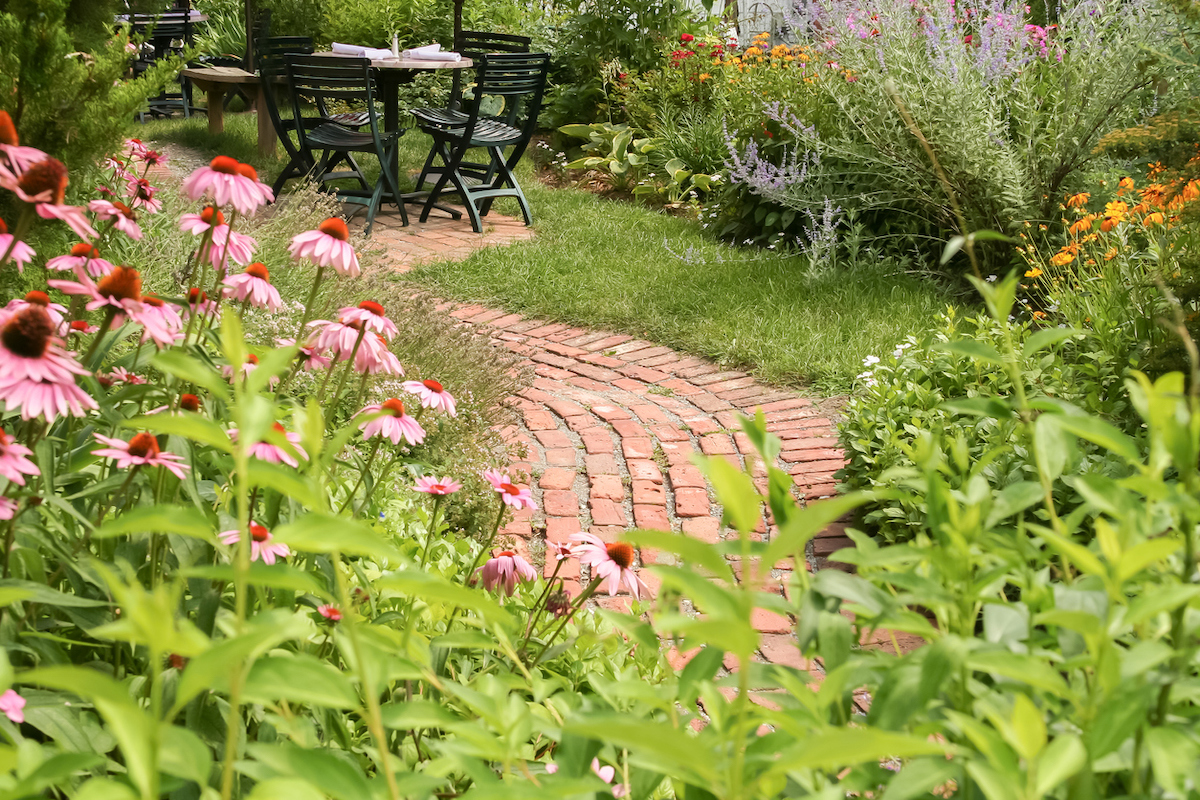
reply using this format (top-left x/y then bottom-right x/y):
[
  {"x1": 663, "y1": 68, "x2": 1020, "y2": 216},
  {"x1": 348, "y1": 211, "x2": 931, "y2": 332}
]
[
  {"x1": 65, "y1": 320, "x2": 98, "y2": 336},
  {"x1": 353, "y1": 334, "x2": 404, "y2": 376},
  {"x1": 309, "y1": 317, "x2": 403, "y2": 376},
  {"x1": 413, "y1": 475, "x2": 462, "y2": 495},
  {"x1": 359, "y1": 399, "x2": 425, "y2": 446},
  {"x1": 275, "y1": 337, "x2": 330, "y2": 371},
  {"x1": 181, "y1": 156, "x2": 273, "y2": 215},
  {"x1": 570, "y1": 533, "x2": 651, "y2": 600},
  {"x1": 0, "y1": 306, "x2": 95, "y2": 420},
  {"x1": 318, "y1": 604, "x2": 342, "y2": 621},
  {"x1": 591, "y1": 759, "x2": 627, "y2": 798},
  {"x1": 4, "y1": 291, "x2": 66, "y2": 329},
  {"x1": 0, "y1": 218, "x2": 34, "y2": 272},
  {"x1": 482, "y1": 468, "x2": 537, "y2": 510},
  {"x1": 125, "y1": 178, "x2": 162, "y2": 214},
  {"x1": 88, "y1": 199, "x2": 143, "y2": 239},
  {"x1": 92, "y1": 433, "x2": 190, "y2": 479},
  {"x1": 0, "y1": 158, "x2": 96, "y2": 239},
  {"x1": 289, "y1": 218, "x2": 359, "y2": 275},
  {"x1": 0, "y1": 429, "x2": 38, "y2": 486},
  {"x1": 101, "y1": 367, "x2": 146, "y2": 386},
  {"x1": 403, "y1": 378, "x2": 456, "y2": 416},
  {"x1": 137, "y1": 295, "x2": 184, "y2": 348},
  {"x1": 223, "y1": 263, "x2": 282, "y2": 311},
  {"x1": 0, "y1": 689, "x2": 25, "y2": 724},
  {"x1": 0, "y1": 498, "x2": 16, "y2": 522},
  {"x1": 179, "y1": 206, "x2": 224, "y2": 236},
  {"x1": 218, "y1": 523, "x2": 291, "y2": 565},
  {"x1": 209, "y1": 225, "x2": 257, "y2": 268},
  {"x1": 478, "y1": 550, "x2": 537, "y2": 596},
  {"x1": 46, "y1": 242, "x2": 114, "y2": 278},
  {"x1": 547, "y1": 541, "x2": 573, "y2": 561},
  {"x1": 229, "y1": 423, "x2": 308, "y2": 468},
  {"x1": 337, "y1": 301, "x2": 397, "y2": 339}
]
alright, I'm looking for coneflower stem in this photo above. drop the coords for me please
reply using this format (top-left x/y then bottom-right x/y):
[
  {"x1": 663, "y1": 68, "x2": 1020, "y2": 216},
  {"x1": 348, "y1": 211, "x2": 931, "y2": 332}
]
[
  {"x1": 293, "y1": 265, "x2": 326, "y2": 343},
  {"x1": 336, "y1": 439, "x2": 382, "y2": 515},
  {"x1": 83, "y1": 307, "x2": 119, "y2": 368},
  {"x1": 529, "y1": 577, "x2": 603, "y2": 667}
]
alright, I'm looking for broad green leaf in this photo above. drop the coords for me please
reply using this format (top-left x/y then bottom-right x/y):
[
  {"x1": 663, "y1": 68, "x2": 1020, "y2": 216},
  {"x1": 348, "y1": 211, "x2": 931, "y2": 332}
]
[
  {"x1": 941, "y1": 397, "x2": 1014, "y2": 419},
  {"x1": 1117, "y1": 537, "x2": 1180, "y2": 582},
  {"x1": 151, "y1": 350, "x2": 229, "y2": 400},
  {"x1": 769, "y1": 728, "x2": 946, "y2": 775},
  {"x1": 1055, "y1": 415, "x2": 1141, "y2": 463},
  {"x1": 246, "y1": 460, "x2": 318, "y2": 503},
  {"x1": 273, "y1": 514, "x2": 402, "y2": 561},
  {"x1": 694, "y1": 454, "x2": 760, "y2": 534},
  {"x1": 376, "y1": 571, "x2": 512, "y2": 625},
  {"x1": 1009, "y1": 694, "x2": 1046, "y2": 761},
  {"x1": 1035, "y1": 734, "x2": 1086, "y2": 795},
  {"x1": 75, "y1": 778, "x2": 139, "y2": 800},
  {"x1": 1022, "y1": 327, "x2": 1081, "y2": 358},
  {"x1": 0, "y1": 580, "x2": 106, "y2": 608},
  {"x1": 985, "y1": 482, "x2": 1044, "y2": 528},
  {"x1": 982, "y1": 603, "x2": 1028, "y2": 650},
  {"x1": 812, "y1": 570, "x2": 890, "y2": 615},
  {"x1": 246, "y1": 742, "x2": 372, "y2": 800},
  {"x1": 817, "y1": 611, "x2": 852, "y2": 674},
  {"x1": 967, "y1": 651, "x2": 1070, "y2": 697},
  {"x1": 379, "y1": 700, "x2": 460, "y2": 730},
  {"x1": 883, "y1": 757, "x2": 957, "y2": 800},
  {"x1": 244, "y1": 655, "x2": 359, "y2": 709},
  {"x1": 93, "y1": 505, "x2": 214, "y2": 541},
  {"x1": 1033, "y1": 414, "x2": 1068, "y2": 482},
  {"x1": 940, "y1": 235, "x2": 965, "y2": 266},
  {"x1": 763, "y1": 493, "x2": 871, "y2": 568},
  {"x1": 937, "y1": 340, "x2": 1003, "y2": 365},
  {"x1": 246, "y1": 778, "x2": 326, "y2": 800},
  {"x1": 158, "y1": 723, "x2": 212, "y2": 786},
  {"x1": 126, "y1": 413, "x2": 232, "y2": 453},
  {"x1": 567, "y1": 717, "x2": 716, "y2": 785},
  {"x1": 1145, "y1": 727, "x2": 1198, "y2": 797}
]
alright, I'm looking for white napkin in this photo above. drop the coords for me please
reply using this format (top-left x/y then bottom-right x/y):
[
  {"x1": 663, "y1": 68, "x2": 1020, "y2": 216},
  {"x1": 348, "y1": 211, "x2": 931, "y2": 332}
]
[
  {"x1": 331, "y1": 42, "x2": 397, "y2": 60},
  {"x1": 402, "y1": 43, "x2": 462, "y2": 61}
]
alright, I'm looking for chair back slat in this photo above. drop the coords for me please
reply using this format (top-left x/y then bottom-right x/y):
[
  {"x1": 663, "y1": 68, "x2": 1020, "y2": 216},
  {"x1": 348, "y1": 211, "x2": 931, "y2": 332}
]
[
  {"x1": 459, "y1": 53, "x2": 550, "y2": 137},
  {"x1": 447, "y1": 30, "x2": 532, "y2": 109},
  {"x1": 286, "y1": 56, "x2": 372, "y2": 103}
]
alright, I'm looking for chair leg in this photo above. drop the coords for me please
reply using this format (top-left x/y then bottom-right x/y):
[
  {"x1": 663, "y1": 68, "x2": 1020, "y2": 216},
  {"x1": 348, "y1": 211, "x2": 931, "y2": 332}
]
[
  {"x1": 413, "y1": 145, "x2": 441, "y2": 192},
  {"x1": 419, "y1": 140, "x2": 458, "y2": 223},
  {"x1": 378, "y1": 141, "x2": 408, "y2": 228}
]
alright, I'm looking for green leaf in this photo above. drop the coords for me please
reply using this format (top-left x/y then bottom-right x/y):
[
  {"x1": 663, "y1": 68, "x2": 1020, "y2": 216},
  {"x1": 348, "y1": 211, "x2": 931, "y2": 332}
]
[
  {"x1": 246, "y1": 345, "x2": 297, "y2": 395},
  {"x1": 937, "y1": 340, "x2": 1003, "y2": 365},
  {"x1": 1033, "y1": 414, "x2": 1068, "y2": 483},
  {"x1": 762, "y1": 493, "x2": 871, "y2": 568},
  {"x1": 1009, "y1": 694, "x2": 1046, "y2": 761},
  {"x1": 246, "y1": 742, "x2": 372, "y2": 800},
  {"x1": 246, "y1": 461, "x2": 320, "y2": 504},
  {"x1": 1145, "y1": 727, "x2": 1198, "y2": 797},
  {"x1": 379, "y1": 700, "x2": 460, "y2": 730},
  {"x1": 769, "y1": 729, "x2": 946, "y2": 775},
  {"x1": 817, "y1": 611, "x2": 853, "y2": 674},
  {"x1": 941, "y1": 397, "x2": 1014, "y2": 419},
  {"x1": 244, "y1": 655, "x2": 359, "y2": 709},
  {"x1": 982, "y1": 603, "x2": 1028, "y2": 650},
  {"x1": 985, "y1": 482, "x2": 1044, "y2": 528},
  {"x1": 158, "y1": 723, "x2": 212, "y2": 786},
  {"x1": 181, "y1": 564, "x2": 330, "y2": 598},
  {"x1": 246, "y1": 779, "x2": 327, "y2": 800},
  {"x1": 126, "y1": 413, "x2": 232, "y2": 453},
  {"x1": 0, "y1": 580, "x2": 106, "y2": 608},
  {"x1": 567, "y1": 717, "x2": 716, "y2": 785},
  {"x1": 966, "y1": 651, "x2": 1070, "y2": 697},
  {"x1": 376, "y1": 571, "x2": 512, "y2": 625},
  {"x1": 1054, "y1": 415, "x2": 1141, "y2": 463},
  {"x1": 93, "y1": 505, "x2": 214, "y2": 541},
  {"x1": 624, "y1": 530, "x2": 732, "y2": 580},
  {"x1": 1035, "y1": 734, "x2": 1086, "y2": 795},
  {"x1": 694, "y1": 454, "x2": 761, "y2": 534},
  {"x1": 151, "y1": 350, "x2": 229, "y2": 401},
  {"x1": 273, "y1": 514, "x2": 402, "y2": 561},
  {"x1": 883, "y1": 757, "x2": 957, "y2": 800},
  {"x1": 940, "y1": 235, "x2": 965, "y2": 266},
  {"x1": 1022, "y1": 327, "x2": 1081, "y2": 358}
]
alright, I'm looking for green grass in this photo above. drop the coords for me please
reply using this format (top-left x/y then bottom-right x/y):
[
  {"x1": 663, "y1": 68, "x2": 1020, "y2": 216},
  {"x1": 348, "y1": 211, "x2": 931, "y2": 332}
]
[{"x1": 136, "y1": 112, "x2": 955, "y2": 393}]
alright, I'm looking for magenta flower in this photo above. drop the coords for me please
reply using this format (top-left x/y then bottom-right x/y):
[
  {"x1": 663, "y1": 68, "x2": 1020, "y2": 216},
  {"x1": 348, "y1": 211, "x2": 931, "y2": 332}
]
[
  {"x1": 223, "y1": 263, "x2": 282, "y2": 311},
  {"x1": 413, "y1": 475, "x2": 462, "y2": 495},
  {"x1": 570, "y1": 533, "x2": 651, "y2": 600},
  {"x1": 403, "y1": 378, "x2": 457, "y2": 416},
  {"x1": 0, "y1": 429, "x2": 37, "y2": 486},
  {"x1": 318, "y1": 604, "x2": 342, "y2": 622},
  {"x1": 209, "y1": 225, "x2": 257, "y2": 268},
  {"x1": 478, "y1": 550, "x2": 537, "y2": 596},
  {"x1": 92, "y1": 433, "x2": 190, "y2": 479},
  {"x1": 289, "y1": 217, "x2": 359, "y2": 276},
  {"x1": 0, "y1": 689, "x2": 25, "y2": 723},
  {"x1": 229, "y1": 424, "x2": 308, "y2": 468},
  {"x1": 218, "y1": 523, "x2": 291, "y2": 565},
  {"x1": 275, "y1": 337, "x2": 331, "y2": 371},
  {"x1": 337, "y1": 301, "x2": 398, "y2": 340},
  {"x1": 181, "y1": 156, "x2": 272, "y2": 215},
  {"x1": 4, "y1": 291, "x2": 66, "y2": 329},
  {"x1": 0, "y1": 306, "x2": 95, "y2": 421},
  {"x1": 0, "y1": 158, "x2": 97, "y2": 239},
  {"x1": 0, "y1": 218, "x2": 34, "y2": 272},
  {"x1": 88, "y1": 199, "x2": 143, "y2": 240},
  {"x1": 0, "y1": 498, "x2": 16, "y2": 521},
  {"x1": 359, "y1": 399, "x2": 425, "y2": 446},
  {"x1": 125, "y1": 177, "x2": 162, "y2": 214},
  {"x1": 309, "y1": 317, "x2": 403, "y2": 376},
  {"x1": 137, "y1": 296, "x2": 184, "y2": 348},
  {"x1": 46, "y1": 242, "x2": 114, "y2": 278},
  {"x1": 482, "y1": 468, "x2": 537, "y2": 510},
  {"x1": 353, "y1": 334, "x2": 404, "y2": 376},
  {"x1": 100, "y1": 367, "x2": 146, "y2": 386}
]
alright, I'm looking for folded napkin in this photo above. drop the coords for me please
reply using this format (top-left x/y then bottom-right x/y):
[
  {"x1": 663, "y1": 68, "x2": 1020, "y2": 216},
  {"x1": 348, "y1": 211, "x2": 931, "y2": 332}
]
[
  {"x1": 331, "y1": 42, "x2": 397, "y2": 60},
  {"x1": 402, "y1": 43, "x2": 462, "y2": 61}
]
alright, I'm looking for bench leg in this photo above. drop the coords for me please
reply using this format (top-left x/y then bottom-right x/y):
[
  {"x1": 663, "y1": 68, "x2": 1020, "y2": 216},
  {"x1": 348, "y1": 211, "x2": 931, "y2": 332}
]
[
  {"x1": 255, "y1": 84, "x2": 276, "y2": 160},
  {"x1": 205, "y1": 87, "x2": 227, "y2": 135}
]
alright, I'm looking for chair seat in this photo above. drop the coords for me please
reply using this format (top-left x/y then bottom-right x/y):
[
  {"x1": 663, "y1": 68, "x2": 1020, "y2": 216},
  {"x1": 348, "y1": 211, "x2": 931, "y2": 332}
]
[
  {"x1": 419, "y1": 117, "x2": 523, "y2": 148},
  {"x1": 327, "y1": 111, "x2": 370, "y2": 128},
  {"x1": 411, "y1": 107, "x2": 469, "y2": 127},
  {"x1": 307, "y1": 123, "x2": 399, "y2": 150}
]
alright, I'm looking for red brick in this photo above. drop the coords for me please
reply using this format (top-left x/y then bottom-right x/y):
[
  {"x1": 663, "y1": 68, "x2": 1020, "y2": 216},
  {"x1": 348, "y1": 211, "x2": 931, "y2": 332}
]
[
  {"x1": 674, "y1": 487, "x2": 710, "y2": 518},
  {"x1": 567, "y1": 363, "x2": 623, "y2": 383},
  {"x1": 668, "y1": 465, "x2": 707, "y2": 489},
  {"x1": 501, "y1": 519, "x2": 532, "y2": 538},
  {"x1": 626, "y1": 346, "x2": 674, "y2": 362},
  {"x1": 546, "y1": 516, "x2": 582, "y2": 543},
  {"x1": 626, "y1": 460, "x2": 663, "y2": 483},
  {"x1": 611, "y1": 419, "x2": 648, "y2": 438},
  {"x1": 564, "y1": 414, "x2": 601, "y2": 432},
  {"x1": 612, "y1": 378, "x2": 650, "y2": 394},
  {"x1": 539, "y1": 468, "x2": 576, "y2": 490},
  {"x1": 543, "y1": 342, "x2": 587, "y2": 358},
  {"x1": 758, "y1": 634, "x2": 809, "y2": 669},
  {"x1": 617, "y1": 365, "x2": 671, "y2": 383},
  {"x1": 633, "y1": 504, "x2": 670, "y2": 530},
  {"x1": 546, "y1": 398, "x2": 587, "y2": 418},
  {"x1": 629, "y1": 403, "x2": 671, "y2": 423},
  {"x1": 523, "y1": 410, "x2": 557, "y2": 430},
  {"x1": 534, "y1": 365, "x2": 574, "y2": 381},
  {"x1": 608, "y1": 339, "x2": 658, "y2": 356},
  {"x1": 632, "y1": 480, "x2": 665, "y2": 505},
  {"x1": 579, "y1": 353, "x2": 626, "y2": 368},
  {"x1": 787, "y1": 459, "x2": 845, "y2": 474},
  {"x1": 770, "y1": 418, "x2": 834, "y2": 435},
  {"x1": 591, "y1": 404, "x2": 631, "y2": 422},
  {"x1": 690, "y1": 393, "x2": 732, "y2": 413},
  {"x1": 676, "y1": 363, "x2": 722, "y2": 379},
  {"x1": 590, "y1": 475, "x2": 624, "y2": 501},
  {"x1": 658, "y1": 441, "x2": 695, "y2": 466},
  {"x1": 523, "y1": 323, "x2": 570, "y2": 338},
  {"x1": 530, "y1": 351, "x2": 576, "y2": 370},
  {"x1": 589, "y1": 499, "x2": 627, "y2": 526},
  {"x1": 654, "y1": 379, "x2": 702, "y2": 396},
  {"x1": 622, "y1": 438, "x2": 655, "y2": 460},
  {"x1": 545, "y1": 448, "x2": 577, "y2": 467},
  {"x1": 489, "y1": 313, "x2": 526, "y2": 329},
  {"x1": 666, "y1": 646, "x2": 704, "y2": 671},
  {"x1": 681, "y1": 416, "x2": 721, "y2": 435},
  {"x1": 585, "y1": 454, "x2": 619, "y2": 475},
  {"x1": 709, "y1": 377, "x2": 758, "y2": 395},
  {"x1": 597, "y1": 595, "x2": 635, "y2": 613},
  {"x1": 534, "y1": 429, "x2": 573, "y2": 449},
  {"x1": 690, "y1": 370, "x2": 747, "y2": 386},
  {"x1": 580, "y1": 334, "x2": 634, "y2": 352},
  {"x1": 450, "y1": 304, "x2": 487, "y2": 319},
  {"x1": 543, "y1": 489, "x2": 580, "y2": 517},
  {"x1": 700, "y1": 435, "x2": 736, "y2": 455},
  {"x1": 548, "y1": 551, "x2": 581, "y2": 580},
  {"x1": 682, "y1": 517, "x2": 720, "y2": 544},
  {"x1": 780, "y1": 448, "x2": 844, "y2": 464},
  {"x1": 751, "y1": 608, "x2": 792, "y2": 634},
  {"x1": 581, "y1": 431, "x2": 614, "y2": 454},
  {"x1": 563, "y1": 330, "x2": 616, "y2": 348},
  {"x1": 813, "y1": 536, "x2": 853, "y2": 558},
  {"x1": 781, "y1": 436, "x2": 841, "y2": 451}
]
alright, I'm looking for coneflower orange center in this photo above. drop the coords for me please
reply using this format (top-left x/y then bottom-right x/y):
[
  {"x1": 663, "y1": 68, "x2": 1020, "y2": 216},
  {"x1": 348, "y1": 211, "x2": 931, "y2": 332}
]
[
  {"x1": 605, "y1": 542, "x2": 635, "y2": 569},
  {"x1": 381, "y1": 398, "x2": 406, "y2": 416},
  {"x1": 23, "y1": 291, "x2": 49, "y2": 306},
  {"x1": 247, "y1": 354, "x2": 259, "y2": 364},
  {"x1": 318, "y1": 218, "x2": 349, "y2": 241},
  {"x1": 70, "y1": 242, "x2": 99, "y2": 258},
  {"x1": 1, "y1": 306, "x2": 53, "y2": 358},
  {"x1": 180, "y1": 394, "x2": 200, "y2": 411},
  {"x1": 126, "y1": 433, "x2": 160, "y2": 458},
  {"x1": 210, "y1": 155, "x2": 239, "y2": 174},
  {"x1": 18, "y1": 158, "x2": 68, "y2": 204},
  {"x1": 250, "y1": 523, "x2": 270, "y2": 542},
  {"x1": 272, "y1": 422, "x2": 287, "y2": 434},
  {"x1": 422, "y1": 379, "x2": 444, "y2": 392},
  {"x1": 497, "y1": 550, "x2": 516, "y2": 558},
  {"x1": 112, "y1": 201, "x2": 136, "y2": 219},
  {"x1": 245, "y1": 262, "x2": 270, "y2": 281},
  {"x1": 358, "y1": 300, "x2": 384, "y2": 317},
  {"x1": 69, "y1": 320, "x2": 89, "y2": 332},
  {"x1": 200, "y1": 207, "x2": 224, "y2": 226},
  {"x1": 0, "y1": 429, "x2": 9, "y2": 447},
  {"x1": 0, "y1": 111, "x2": 18, "y2": 147},
  {"x1": 187, "y1": 288, "x2": 207, "y2": 303},
  {"x1": 235, "y1": 163, "x2": 258, "y2": 182},
  {"x1": 96, "y1": 266, "x2": 142, "y2": 302},
  {"x1": 499, "y1": 482, "x2": 521, "y2": 496},
  {"x1": 143, "y1": 295, "x2": 164, "y2": 308}
]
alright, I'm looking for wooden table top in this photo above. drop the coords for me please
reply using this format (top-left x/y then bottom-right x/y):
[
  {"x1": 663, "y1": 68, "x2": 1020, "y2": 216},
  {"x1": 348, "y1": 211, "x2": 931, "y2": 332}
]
[{"x1": 312, "y1": 52, "x2": 473, "y2": 70}]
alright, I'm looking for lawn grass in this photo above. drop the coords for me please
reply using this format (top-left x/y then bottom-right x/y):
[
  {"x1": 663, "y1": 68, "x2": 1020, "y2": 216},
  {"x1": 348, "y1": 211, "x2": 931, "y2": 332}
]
[{"x1": 136, "y1": 112, "x2": 955, "y2": 393}]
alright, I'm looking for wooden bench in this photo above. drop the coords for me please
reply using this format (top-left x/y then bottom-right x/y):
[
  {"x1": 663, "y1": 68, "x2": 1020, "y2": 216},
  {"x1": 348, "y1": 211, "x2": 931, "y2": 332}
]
[{"x1": 180, "y1": 67, "x2": 277, "y2": 157}]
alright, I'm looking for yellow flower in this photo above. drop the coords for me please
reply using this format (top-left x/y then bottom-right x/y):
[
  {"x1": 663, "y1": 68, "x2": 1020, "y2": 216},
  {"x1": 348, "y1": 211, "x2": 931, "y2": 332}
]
[
  {"x1": 1144, "y1": 211, "x2": 1165, "y2": 227},
  {"x1": 1025, "y1": 267, "x2": 1044, "y2": 278},
  {"x1": 1117, "y1": 176, "x2": 1135, "y2": 194},
  {"x1": 1105, "y1": 200, "x2": 1129, "y2": 214},
  {"x1": 1104, "y1": 246, "x2": 1118, "y2": 261},
  {"x1": 1065, "y1": 192, "x2": 1090, "y2": 208},
  {"x1": 1033, "y1": 310, "x2": 1047, "y2": 320},
  {"x1": 1068, "y1": 216, "x2": 1093, "y2": 236},
  {"x1": 698, "y1": 72, "x2": 711, "y2": 81},
  {"x1": 1050, "y1": 252, "x2": 1075, "y2": 267},
  {"x1": 745, "y1": 46, "x2": 762, "y2": 57}
]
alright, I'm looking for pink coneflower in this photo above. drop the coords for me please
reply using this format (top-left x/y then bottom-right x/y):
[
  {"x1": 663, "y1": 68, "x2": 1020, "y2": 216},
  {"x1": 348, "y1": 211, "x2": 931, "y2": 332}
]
[
  {"x1": 477, "y1": 550, "x2": 537, "y2": 596},
  {"x1": 125, "y1": 177, "x2": 162, "y2": 214},
  {"x1": 48, "y1": 264, "x2": 142, "y2": 319},
  {"x1": 137, "y1": 295, "x2": 184, "y2": 348},
  {"x1": 222, "y1": 353, "x2": 267, "y2": 383},
  {"x1": 223, "y1": 262, "x2": 282, "y2": 311},
  {"x1": 179, "y1": 206, "x2": 225, "y2": 236},
  {"x1": 0, "y1": 112, "x2": 46, "y2": 175},
  {"x1": 181, "y1": 156, "x2": 273, "y2": 215},
  {"x1": 124, "y1": 138, "x2": 150, "y2": 159},
  {"x1": 0, "y1": 429, "x2": 38, "y2": 486},
  {"x1": 88, "y1": 199, "x2": 143, "y2": 240},
  {"x1": 308, "y1": 317, "x2": 362, "y2": 359},
  {"x1": 101, "y1": 366, "x2": 146, "y2": 385},
  {"x1": 218, "y1": 523, "x2": 291, "y2": 565},
  {"x1": 92, "y1": 432, "x2": 190, "y2": 479},
  {"x1": 591, "y1": 759, "x2": 627, "y2": 798},
  {"x1": 275, "y1": 337, "x2": 331, "y2": 371},
  {"x1": 0, "y1": 497, "x2": 16, "y2": 521},
  {"x1": 547, "y1": 542, "x2": 573, "y2": 561},
  {"x1": 0, "y1": 305, "x2": 95, "y2": 420},
  {"x1": 229, "y1": 423, "x2": 307, "y2": 468},
  {"x1": 413, "y1": 475, "x2": 462, "y2": 495},
  {"x1": 359, "y1": 398, "x2": 425, "y2": 446},
  {"x1": 403, "y1": 378, "x2": 457, "y2": 416},
  {"x1": 186, "y1": 288, "x2": 219, "y2": 319},
  {"x1": 209, "y1": 225, "x2": 257, "y2": 268},
  {"x1": 0, "y1": 689, "x2": 25, "y2": 724},
  {"x1": 337, "y1": 301, "x2": 397, "y2": 339},
  {"x1": 47, "y1": 242, "x2": 114, "y2": 278},
  {"x1": 1, "y1": 158, "x2": 97, "y2": 240},
  {"x1": 353, "y1": 333, "x2": 404, "y2": 376},
  {"x1": 318, "y1": 604, "x2": 342, "y2": 622},
  {"x1": 289, "y1": 217, "x2": 359, "y2": 276},
  {"x1": 4, "y1": 291, "x2": 67, "y2": 328},
  {"x1": 0, "y1": 218, "x2": 34, "y2": 272},
  {"x1": 570, "y1": 533, "x2": 650, "y2": 600},
  {"x1": 66, "y1": 320, "x2": 98, "y2": 336},
  {"x1": 482, "y1": 469, "x2": 537, "y2": 510}
]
